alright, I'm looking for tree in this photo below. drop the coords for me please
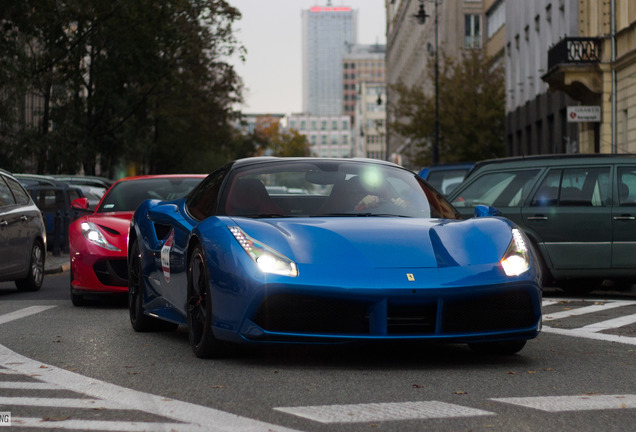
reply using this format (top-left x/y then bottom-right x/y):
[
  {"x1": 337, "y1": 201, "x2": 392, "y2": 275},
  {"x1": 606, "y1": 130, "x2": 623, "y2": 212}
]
[
  {"x1": 390, "y1": 49, "x2": 505, "y2": 166},
  {"x1": 253, "y1": 116, "x2": 311, "y2": 157},
  {"x1": 1, "y1": 0, "x2": 245, "y2": 176}
]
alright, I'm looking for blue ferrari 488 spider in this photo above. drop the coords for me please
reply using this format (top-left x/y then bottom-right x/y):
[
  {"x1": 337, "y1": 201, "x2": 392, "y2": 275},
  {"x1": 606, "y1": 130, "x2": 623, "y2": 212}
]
[{"x1": 128, "y1": 157, "x2": 542, "y2": 358}]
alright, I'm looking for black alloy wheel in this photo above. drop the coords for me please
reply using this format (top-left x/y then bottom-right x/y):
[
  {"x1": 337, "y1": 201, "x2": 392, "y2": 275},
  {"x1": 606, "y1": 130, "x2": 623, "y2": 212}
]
[
  {"x1": 187, "y1": 244, "x2": 225, "y2": 358},
  {"x1": 128, "y1": 239, "x2": 177, "y2": 332}
]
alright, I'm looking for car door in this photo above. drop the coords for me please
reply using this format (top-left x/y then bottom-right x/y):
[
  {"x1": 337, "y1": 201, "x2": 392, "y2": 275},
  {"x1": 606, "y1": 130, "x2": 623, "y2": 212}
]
[
  {"x1": 522, "y1": 166, "x2": 612, "y2": 270},
  {"x1": 0, "y1": 175, "x2": 33, "y2": 276},
  {"x1": 612, "y1": 165, "x2": 636, "y2": 268},
  {"x1": 0, "y1": 176, "x2": 14, "y2": 275}
]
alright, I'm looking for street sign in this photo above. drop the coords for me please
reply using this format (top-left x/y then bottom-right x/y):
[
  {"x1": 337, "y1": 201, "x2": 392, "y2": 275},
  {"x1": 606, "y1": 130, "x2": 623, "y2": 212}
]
[{"x1": 567, "y1": 106, "x2": 601, "y2": 122}]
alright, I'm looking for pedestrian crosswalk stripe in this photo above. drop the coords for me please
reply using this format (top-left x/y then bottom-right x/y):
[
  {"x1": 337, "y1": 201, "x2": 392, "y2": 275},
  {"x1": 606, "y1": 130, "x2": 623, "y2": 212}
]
[
  {"x1": 0, "y1": 382, "x2": 58, "y2": 390},
  {"x1": 492, "y1": 394, "x2": 636, "y2": 412},
  {"x1": 580, "y1": 313, "x2": 636, "y2": 332},
  {"x1": 274, "y1": 401, "x2": 494, "y2": 423},
  {"x1": 542, "y1": 325, "x2": 636, "y2": 345},
  {"x1": 0, "y1": 306, "x2": 57, "y2": 325},
  {"x1": 9, "y1": 417, "x2": 210, "y2": 432},
  {"x1": 542, "y1": 300, "x2": 634, "y2": 321},
  {"x1": 0, "y1": 396, "x2": 123, "y2": 409}
]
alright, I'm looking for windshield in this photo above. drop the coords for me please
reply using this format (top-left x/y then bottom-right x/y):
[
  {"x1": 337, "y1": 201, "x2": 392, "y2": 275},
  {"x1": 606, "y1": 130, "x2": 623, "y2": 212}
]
[
  {"x1": 98, "y1": 177, "x2": 203, "y2": 213},
  {"x1": 222, "y1": 160, "x2": 459, "y2": 219}
]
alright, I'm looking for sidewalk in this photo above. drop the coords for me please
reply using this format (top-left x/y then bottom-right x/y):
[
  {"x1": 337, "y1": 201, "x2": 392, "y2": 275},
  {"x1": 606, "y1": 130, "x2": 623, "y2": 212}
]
[{"x1": 45, "y1": 251, "x2": 71, "y2": 274}]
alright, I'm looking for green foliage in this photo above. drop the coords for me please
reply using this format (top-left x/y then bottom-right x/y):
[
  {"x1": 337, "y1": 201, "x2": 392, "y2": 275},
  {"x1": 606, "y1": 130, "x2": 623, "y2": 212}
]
[
  {"x1": 390, "y1": 50, "x2": 505, "y2": 166},
  {"x1": 1, "y1": 0, "x2": 245, "y2": 176}
]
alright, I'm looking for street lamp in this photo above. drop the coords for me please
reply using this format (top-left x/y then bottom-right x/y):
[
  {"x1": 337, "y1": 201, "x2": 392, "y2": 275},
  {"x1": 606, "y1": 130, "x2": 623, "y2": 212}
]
[{"x1": 414, "y1": 0, "x2": 440, "y2": 165}]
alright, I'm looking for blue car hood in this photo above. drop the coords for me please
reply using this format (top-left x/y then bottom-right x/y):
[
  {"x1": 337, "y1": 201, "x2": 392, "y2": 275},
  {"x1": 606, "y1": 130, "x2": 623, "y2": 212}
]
[{"x1": 232, "y1": 217, "x2": 512, "y2": 269}]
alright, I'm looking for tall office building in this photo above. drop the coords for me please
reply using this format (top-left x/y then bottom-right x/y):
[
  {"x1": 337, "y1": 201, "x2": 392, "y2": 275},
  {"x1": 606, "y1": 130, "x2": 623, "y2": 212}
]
[{"x1": 302, "y1": 4, "x2": 357, "y2": 115}]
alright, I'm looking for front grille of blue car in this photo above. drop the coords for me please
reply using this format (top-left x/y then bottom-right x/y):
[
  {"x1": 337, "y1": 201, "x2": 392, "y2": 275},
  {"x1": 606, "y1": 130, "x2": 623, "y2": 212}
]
[
  {"x1": 93, "y1": 259, "x2": 128, "y2": 287},
  {"x1": 251, "y1": 289, "x2": 536, "y2": 337}
]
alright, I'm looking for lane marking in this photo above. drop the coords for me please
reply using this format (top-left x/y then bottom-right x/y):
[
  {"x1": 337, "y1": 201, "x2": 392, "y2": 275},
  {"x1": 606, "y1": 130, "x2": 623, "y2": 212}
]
[
  {"x1": 580, "y1": 313, "x2": 636, "y2": 332},
  {"x1": 274, "y1": 401, "x2": 494, "y2": 423},
  {"x1": 542, "y1": 325, "x2": 636, "y2": 345},
  {"x1": 0, "y1": 344, "x2": 301, "y2": 432},
  {"x1": 0, "y1": 306, "x2": 57, "y2": 325},
  {"x1": 493, "y1": 394, "x2": 636, "y2": 412},
  {"x1": 0, "y1": 382, "x2": 58, "y2": 390},
  {"x1": 542, "y1": 300, "x2": 634, "y2": 321},
  {"x1": 0, "y1": 397, "x2": 120, "y2": 409},
  {"x1": 10, "y1": 417, "x2": 210, "y2": 432}
]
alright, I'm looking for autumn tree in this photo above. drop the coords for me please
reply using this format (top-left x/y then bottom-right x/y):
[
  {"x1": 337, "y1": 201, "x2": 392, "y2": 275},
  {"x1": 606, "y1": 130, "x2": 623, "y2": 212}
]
[
  {"x1": 253, "y1": 116, "x2": 311, "y2": 157},
  {"x1": 390, "y1": 49, "x2": 505, "y2": 166}
]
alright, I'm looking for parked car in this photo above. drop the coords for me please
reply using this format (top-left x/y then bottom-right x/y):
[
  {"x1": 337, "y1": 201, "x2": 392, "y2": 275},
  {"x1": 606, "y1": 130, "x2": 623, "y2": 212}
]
[
  {"x1": 418, "y1": 163, "x2": 474, "y2": 195},
  {"x1": 0, "y1": 169, "x2": 47, "y2": 291},
  {"x1": 14, "y1": 174, "x2": 86, "y2": 251},
  {"x1": 128, "y1": 157, "x2": 542, "y2": 358},
  {"x1": 68, "y1": 174, "x2": 206, "y2": 306},
  {"x1": 447, "y1": 154, "x2": 636, "y2": 294},
  {"x1": 51, "y1": 175, "x2": 114, "y2": 207}
]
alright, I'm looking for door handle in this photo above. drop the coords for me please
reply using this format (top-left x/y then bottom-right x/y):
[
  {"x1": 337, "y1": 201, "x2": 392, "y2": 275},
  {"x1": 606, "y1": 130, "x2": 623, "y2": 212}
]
[
  {"x1": 527, "y1": 216, "x2": 548, "y2": 221},
  {"x1": 613, "y1": 215, "x2": 636, "y2": 221},
  {"x1": 0, "y1": 220, "x2": 7, "y2": 227},
  {"x1": 20, "y1": 215, "x2": 28, "y2": 222}
]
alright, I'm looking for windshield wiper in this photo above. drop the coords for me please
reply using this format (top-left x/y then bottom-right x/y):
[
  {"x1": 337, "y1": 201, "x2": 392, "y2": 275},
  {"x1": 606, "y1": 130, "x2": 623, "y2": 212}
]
[{"x1": 313, "y1": 212, "x2": 409, "y2": 218}]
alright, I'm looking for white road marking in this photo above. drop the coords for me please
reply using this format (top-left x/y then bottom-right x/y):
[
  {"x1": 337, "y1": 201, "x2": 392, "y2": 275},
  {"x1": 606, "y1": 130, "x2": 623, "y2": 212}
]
[
  {"x1": 580, "y1": 313, "x2": 636, "y2": 332},
  {"x1": 0, "y1": 382, "x2": 58, "y2": 390},
  {"x1": 10, "y1": 417, "x2": 212, "y2": 432},
  {"x1": 0, "y1": 306, "x2": 57, "y2": 325},
  {"x1": 493, "y1": 394, "x2": 636, "y2": 412},
  {"x1": 0, "y1": 344, "x2": 301, "y2": 432},
  {"x1": 542, "y1": 300, "x2": 634, "y2": 321},
  {"x1": 274, "y1": 401, "x2": 494, "y2": 423},
  {"x1": 542, "y1": 298, "x2": 636, "y2": 345},
  {"x1": 541, "y1": 325, "x2": 636, "y2": 345},
  {"x1": 0, "y1": 397, "x2": 121, "y2": 409}
]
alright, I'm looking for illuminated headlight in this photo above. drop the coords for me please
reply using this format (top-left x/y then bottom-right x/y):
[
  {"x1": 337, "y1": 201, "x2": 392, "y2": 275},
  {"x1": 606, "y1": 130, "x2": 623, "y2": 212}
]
[
  {"x1": 80, "y1": 221, "x2": 120, "y2": 251},
  {"x1": 500, "y1": 228, "x2": 530, "y2": 276},
  {"x1": 228, "y1": 226, "x2": 298, "y2": 277}
]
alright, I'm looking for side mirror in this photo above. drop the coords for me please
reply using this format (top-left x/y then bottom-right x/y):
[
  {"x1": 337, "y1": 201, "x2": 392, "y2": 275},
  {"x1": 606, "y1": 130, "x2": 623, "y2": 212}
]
[
  {"x1": 474, "y1": 204, "x2": 501, "y2": 218},
  {"x1": 71, "y1": 197, "x2": 89, "y2": 210}
]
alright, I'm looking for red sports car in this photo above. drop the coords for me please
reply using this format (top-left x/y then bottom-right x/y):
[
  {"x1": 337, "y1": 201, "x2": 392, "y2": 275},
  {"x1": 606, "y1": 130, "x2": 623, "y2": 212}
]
[{"x1": 69, "y1": 174, "x2": 205, "y2": 305}]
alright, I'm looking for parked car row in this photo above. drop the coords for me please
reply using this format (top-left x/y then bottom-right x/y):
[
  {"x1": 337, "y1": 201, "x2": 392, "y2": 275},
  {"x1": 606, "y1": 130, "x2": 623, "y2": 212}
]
[
  {"x1": 0, "y1": 169, "x2": 47, "y2": 291},
  {"x1": 443, "y1": 154, "x2": 636, "y2": 294}
]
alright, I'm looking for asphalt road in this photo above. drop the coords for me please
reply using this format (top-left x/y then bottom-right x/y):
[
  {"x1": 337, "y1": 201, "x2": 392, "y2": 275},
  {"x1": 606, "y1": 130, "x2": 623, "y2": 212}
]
[{"x1": 1, "y1": 272, "x2": 636, "y2": 432}]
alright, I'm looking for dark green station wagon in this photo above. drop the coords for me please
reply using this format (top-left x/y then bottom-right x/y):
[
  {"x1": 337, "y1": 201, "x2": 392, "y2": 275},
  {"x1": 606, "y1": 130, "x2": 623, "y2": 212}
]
[{"x1": 447, "y1": 154, "x2": 636, "y2": 294}]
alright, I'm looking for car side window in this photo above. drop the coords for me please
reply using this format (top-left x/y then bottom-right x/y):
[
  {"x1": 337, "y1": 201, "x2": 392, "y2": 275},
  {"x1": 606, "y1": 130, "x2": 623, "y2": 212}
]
[
  {"x1": 186, "y1": 169, "x2": 226, "y2": 220},
  {"x1": 618, "y1": 166, "x2": 636, "y2": 206},
  {"x1": 0, "y1": 177, "x2": 15, "y2": 207},
  {"x1": 451, "y1": 170, "x2": 539, "y2": 208},
  {"x1": 5, "y1": 176, "x2": 31, "y2": 205},
  {"x1": 531, "y1": 167, "x2": 610, "y2": 207}
]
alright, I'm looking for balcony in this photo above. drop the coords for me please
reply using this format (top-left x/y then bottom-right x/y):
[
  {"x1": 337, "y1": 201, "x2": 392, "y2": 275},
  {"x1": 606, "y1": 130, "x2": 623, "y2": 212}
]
[{"x1": 542, "y1": 37, "x2": 604, "y2": 104}]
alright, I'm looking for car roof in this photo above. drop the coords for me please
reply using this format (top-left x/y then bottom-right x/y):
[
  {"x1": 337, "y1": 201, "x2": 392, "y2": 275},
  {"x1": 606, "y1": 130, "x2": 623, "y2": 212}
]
[{"x1": 466, "y1": 153, "x2": 636, "y2": 178}]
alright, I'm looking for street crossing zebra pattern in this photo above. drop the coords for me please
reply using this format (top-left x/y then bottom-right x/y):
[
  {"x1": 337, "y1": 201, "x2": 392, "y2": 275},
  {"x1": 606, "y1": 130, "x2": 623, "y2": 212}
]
[
  {"x1": 542, "y1": 297, "x2": 636, "y2": 345},
  {"x1": 2, "y1": 301, "x2": 636, "y2": 429}
]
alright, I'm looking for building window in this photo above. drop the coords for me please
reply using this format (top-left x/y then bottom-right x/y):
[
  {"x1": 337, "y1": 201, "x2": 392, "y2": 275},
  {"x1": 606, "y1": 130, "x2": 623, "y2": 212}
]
[
  {"x1": 332, "y1": 120, "x2": 338, "y2": 130},
  {"x1": 300, "y1": 120, "x2": 306, "y2": 130},
  {"x1": 321, "y1": 120, "x2": 327, "y2": 130},
  {"x1": 465, "y1": 14, "x2": 481, "y2": 49},
  {"x1": 486, "y1": 0, "x2": 504, "y2": 39},
  {"x1": 311, "y1": 120, "x2": 317, "y2": 131}
]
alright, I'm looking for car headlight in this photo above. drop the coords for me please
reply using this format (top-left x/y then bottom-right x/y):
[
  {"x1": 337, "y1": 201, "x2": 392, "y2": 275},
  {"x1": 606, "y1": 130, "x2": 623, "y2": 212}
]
[
  {"x1": 500, "y1": 228, "x2": 530, "y2": 276},
  {"x1": 80, "y1": 221, "x2": 121, "y2": 251},
  {"x1": 228, "y1": 226, "x2": 298, "y2": 277}
]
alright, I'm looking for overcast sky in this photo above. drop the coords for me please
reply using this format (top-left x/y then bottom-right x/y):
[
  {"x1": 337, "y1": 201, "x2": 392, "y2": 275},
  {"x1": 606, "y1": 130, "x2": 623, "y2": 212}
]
[{"x1": 227, "y1": 0, "x2": 386, "y2": 115}]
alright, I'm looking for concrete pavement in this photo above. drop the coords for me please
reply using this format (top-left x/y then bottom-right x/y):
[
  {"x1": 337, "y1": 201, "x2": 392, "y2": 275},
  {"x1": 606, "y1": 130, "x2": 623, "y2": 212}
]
[{"x1": 45, "y1": 252, "x2": 70, "y2": 274}]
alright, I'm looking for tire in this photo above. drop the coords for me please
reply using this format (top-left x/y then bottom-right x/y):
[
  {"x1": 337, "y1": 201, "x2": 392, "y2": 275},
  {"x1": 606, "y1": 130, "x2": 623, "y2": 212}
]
[
  {"x1": 128, "y1": 239, "x2": 178, "y2": 332},
  {"x1": 187, "y1": 245, "x2": 226, "y2": 358},
  {"x1": 70, "y1": 269, "x2": 85, "y2": 306},
  {"x1": 16, "y1": 240, "x2": 45, "y2": 292},
  {"x1": 468, "y1": 340, "x2": 527, "y2": 355}
]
